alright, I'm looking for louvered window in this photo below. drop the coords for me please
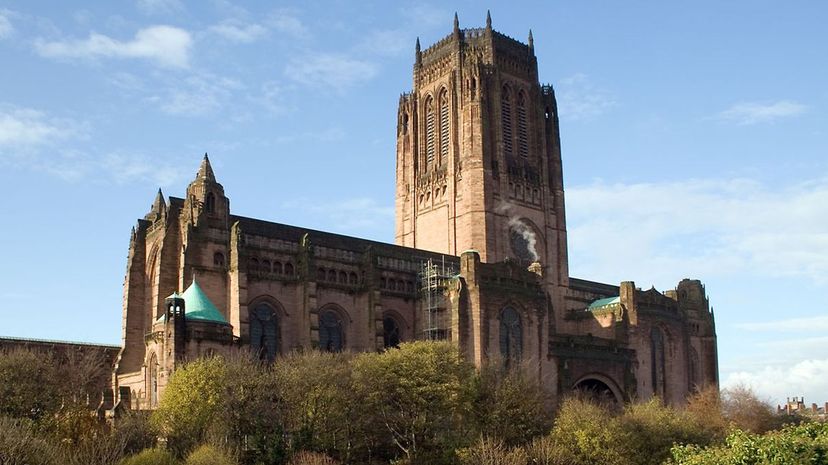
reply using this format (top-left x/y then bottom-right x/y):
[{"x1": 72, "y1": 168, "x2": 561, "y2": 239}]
[
  {"x1": 439, "y1": 91, "x2": 449, "y2": 164},
  {"x1": 501, "y1": 88, "x2": 513, "y2": 156},
  {"x1": 250, "y1": 304, "x2": 278, "y2": 362},
  {"x1": 425, "y1": 98, "x2": 435, "y2": 167},
  {"x1": 517, "y1": 92, "x2": 528, "y2": 158},
  {"x1": 651, "y1": 327, "x2": 666, "y2": 397}
]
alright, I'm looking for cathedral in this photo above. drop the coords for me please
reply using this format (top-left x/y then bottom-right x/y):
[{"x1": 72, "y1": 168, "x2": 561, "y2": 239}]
[{"x1": 113, "y1": 13, "x2": 718, "y2": 411}]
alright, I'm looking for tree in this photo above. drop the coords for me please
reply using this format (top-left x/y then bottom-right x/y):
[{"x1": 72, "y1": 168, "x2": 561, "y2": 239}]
[
  {"x1": 351, "y1": 341, "x2": 477, "y2": 465},
  {"x1": 0, "y1": 349, "x2": 61, "y2": 420}
]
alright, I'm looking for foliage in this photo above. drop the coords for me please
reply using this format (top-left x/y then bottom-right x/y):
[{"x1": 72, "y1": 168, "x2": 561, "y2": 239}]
[
  {"x1": 0, "y1": 349, "x2": 61, "y2": 420},
  {"x1": 151, "y1": 357, "x2": 228, "y2": 455},
  {"x1": 0, "y1": 416, "x2": 60, "y2": 465},
  {"x1": 721, "y1": 384, "x2": 792, "y2": 434},
  {"x1": 185, "y1": 444, "x2": 239, "y2": 465},
  {"x1": 287, "y1": 451, "x2": 339, "y2": 465},
  {"x1": 351, "y1": 341, "x2": 477, "y2": 465},
  {"x1": 473, "y1": 364, "x2": 552, "y2": 446},
  {"x1": 669, "y1": 421, "x2": 828, "y2": 465},
  {"x1": 119, "y1": 448, "x2": 179, "y2": 465},
  {"x1": 545, "y1": 396, "x2": 629, "y2": 465},
  {"x1": 456, "y1": 438, "x2": 529, "y2": 465}
]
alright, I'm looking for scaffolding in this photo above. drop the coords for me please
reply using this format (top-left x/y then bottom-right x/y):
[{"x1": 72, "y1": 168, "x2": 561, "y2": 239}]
[{"x1": 419, "y1": 257, "x2": 456, "y2": 341}]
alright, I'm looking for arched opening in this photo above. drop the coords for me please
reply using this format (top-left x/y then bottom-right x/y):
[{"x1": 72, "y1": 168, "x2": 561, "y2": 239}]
[
  {"x1": 651, "y1": 327, "x2": 667, "y2": 398},
  {"x1": 573, "y1": 376, "x2": 622, "y2": 406},
  {"x1": 501, "y1": 85, "x2": 513, "y2": 157},
  {"x1": 689, "y1": 346, "x2": 700, "y2": 391},
  {"x1": 284, "y1": 262, "x2": 294, "y2": 276},
  {"x1": 250, "y1": 303, "x2": 279, "y2": 362},
  {"x1": 424, "y1": 96, "x2": 435, "y2": 169},
  {"x1": 383, "y1": 313, "x2": 402, "y2": 348},
  {"x1": 517, "y1": 91, "x2": 528, "y2": 158},
  {"x1": 205, "y1": 192, "x2": 216, "y2": 214},
  {"x1": 249, "y1": 257, "x2": 259, "y2": 274},
  {"x1": 261, "y1": 259, "x2": 271, "y2": 274},
  {"x1": 499, "y1": 307, "x2": 522, "y2": 365},
  {"x1": 438, "y1": 89, "x2": 449, "y2": 165},
  {"x1": 213, "y1": 251, "x2": 225, "y2": 267},
  {"x1": 319, "y1": 309, "x2": 344, "y2": 352},
  {"x1": 148, "y1": 353, "x2": 159, "y2": 407}
]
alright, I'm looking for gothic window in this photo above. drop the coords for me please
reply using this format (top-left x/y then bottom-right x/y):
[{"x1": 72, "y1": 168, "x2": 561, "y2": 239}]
[
  {"x1": 689, "y1": 347, "x2": 700, "y2": 391},
  {"x1": 327, "y1": 269, "x2": 337, "y2": 282},
  {"x1": 250, "y1": 303, "x2": 279, "y2": 362},
  {"x1": 501, "y1": 86, "x2": 513, "y2": 157},
  {"x1": 381, "y1": 277, "x2": 387, "y2": 289},
  {"x1": 651, "y1": 327, "x2": 667, "y2": 398},
  {"x1": 401, "y1": 113, "x2": 409, "y2": 135},
  {"x1": 339, "y1": 271, "x2": 347, "y2": 284},
  {"x1": 499, "y1": 307, "x2": 522, "y2": 363},
  {"x1": 262, "y1": 259, "x2": 271, "y2": 274},
  {"x1": 517, "y1": 91, "x2": 529, "y2": 158},
  {"x1": 319, "y1": 309, "x2": 344, "y2": 352},
  {"x1": 205, "y1": 192, "x2": 216, "y2": 214},
  {"x1": 439, "y1": 89, "x2": 450, "y2": 165},
  {"x1": 249, "y1": 257, "x2": 259, "y2": 274},
  {"x1": 349, "y1": 272, "x2": 358, "y2": 285},
  {"x1": 213, "y1": 251, "x2": 225, "y2": 267},
  {"x1": 273, "y1": 261, "x2": 283, "y2": 274},
  {"x1": 317, "y1": 268, "x2": 326, "y2": 281},
  {"x1": 425, "y1": 96, "x2": 435, "y2": 168},
  {"x1": 284, "y1": 263, "x2": 294, "y2": 276},
  {"x1": 148, "y1": 353, "x2": 159, "y2": 407},
  {"x1": 383, "y1": 314, "x2": 402, "y2": 348}
]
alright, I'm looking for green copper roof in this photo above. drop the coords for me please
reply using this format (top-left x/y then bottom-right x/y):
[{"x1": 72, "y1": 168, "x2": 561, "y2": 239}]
[
  {"x1": 588, "y1": 296, "x2": 620, "y2": 310},
  {"x1": 181, "y1": 281, "x2": 229, "y2": 325}
]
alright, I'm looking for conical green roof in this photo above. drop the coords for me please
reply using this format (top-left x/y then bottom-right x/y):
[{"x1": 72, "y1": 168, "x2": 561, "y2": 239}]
[{"x1": 181, "y1": 280, "x2": 229, "y2": 325}]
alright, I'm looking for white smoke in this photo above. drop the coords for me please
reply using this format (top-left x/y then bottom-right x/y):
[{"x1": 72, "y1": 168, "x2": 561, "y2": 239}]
[{"x1": 496, "y1": 201, "x2": 540, "y2": 262}]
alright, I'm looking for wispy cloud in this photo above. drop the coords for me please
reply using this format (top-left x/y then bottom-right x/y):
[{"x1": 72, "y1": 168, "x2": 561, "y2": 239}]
[
  {"x1": 136, "y1": 0, "x2": 183, "y2": 15},
  {"x1": 556, "y1": 73, "x2": 616, "y2": 121},
  {"x1": 209, "y1": 19, "x2": 267, "y2": 43},
  {"x1": 265, "y1": 9, "x2": 308, "y2": 39},
  {"x1": 285, "y1": 53, "x2": 378, "y2": 91},
  {"x1": 723, "y1": 358, "x2": 828, "y2": 405},
  {"x1": 281, "y1": 196, "x2": 394, "y2": 234},
  {"x1": 0, "y1": 105, "x2": 85, "y2": 152},
  {"x1": 148, "y1": 74, "x2": 244, "y2": 116},
  {"x1": 0, "y1": 9, "x2": 14, "y2": 39},
  {"x1": 35, "y1": 25, "x2": 193, "y2": 68},
  {"x1": 717, "y1": 100, "x2": 807, "y2": 125},
  {"x1": 567, "y1": 176, "x2": 828, "y2": 286},
  {"x1": 737, "y1": 315, "x2": 828, "y2": 332},
  {"x1": 356, "y1": 29, "x2": 410, "y2": 57}
]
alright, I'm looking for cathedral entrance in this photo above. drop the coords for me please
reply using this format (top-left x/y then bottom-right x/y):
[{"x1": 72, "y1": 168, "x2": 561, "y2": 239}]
[{"x1": 573, "y1": 375, "x2": 623, "y2": 406}]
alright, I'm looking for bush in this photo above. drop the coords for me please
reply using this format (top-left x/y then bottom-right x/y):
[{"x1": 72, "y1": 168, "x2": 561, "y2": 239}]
[
  {"x1": 119, "y1": 448, "x2": 179, "y2": 465},
  {"x1": 0, "y1": 416, "x2": 60, "y2": 465},
  {"x1": 0, "y1": 349, "x2": 61, "y2": 420},
  {"x1": 721, "y1": 385, "x2": 790, "y2": 433},
  {"x1": 184, "y1": 444, "x2": 237, "y2": 465},
  {"x1": 456, "y1": 438, "x2": 529, "y2": 465},
  {"x1": 287, "y1": 451, "x2": 339, "y2": 465},
  {"x1": 546, "y1": 396, "x2": 629, "y2": 465}
]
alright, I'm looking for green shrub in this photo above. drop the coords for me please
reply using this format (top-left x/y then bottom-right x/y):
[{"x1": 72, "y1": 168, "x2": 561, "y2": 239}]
[
  {"x1": 0, "y1": 416, "x2": 60, "y2": 465},
  {"x1": 184, "y1": 444, "x2": 237, "y2": 465},
  {"x1": 287, "y1": 451, "x2": 338, "y2": 465},
  {"x1": 119, "y1": 448, "x2": 179, "y2": 465}
]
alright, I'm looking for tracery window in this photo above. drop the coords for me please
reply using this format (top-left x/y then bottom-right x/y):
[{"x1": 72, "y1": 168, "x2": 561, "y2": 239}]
[
  {"x1": 439, "y1": 89, "x2": 449, "y2": 165},
  {"x1": 319, "y1": 309, "x2": 344, "y2": 352},
  {"x1": 383, "y1": 314, "x2": 401, "y2": 348},
  {"x1": 213, "y1": 251, "x2": 225, "y2": 267},
  {"x1": 499, "y1": 307, "x2": 522, "y2": 364},
  {"x1": 284, "y1": 263, "x2": 294, "y2": 276},
  {"x1": 250, "y1": 303, "x2": 279, "y2": 362},
  {"x1": 651, "y1": 327, "x2": 667, "y2": 397},
  {"x1": 205, "y1": 192, "x2": 216, "y2": 214},
  {"x1": 501, "y1": 86, "x2": 513, "y2": 157}
]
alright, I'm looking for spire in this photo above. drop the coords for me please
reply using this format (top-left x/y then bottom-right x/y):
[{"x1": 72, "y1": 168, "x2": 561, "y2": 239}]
[
  {"x1": 152, "y1": 188, "x2": 167, "y2": 214},
  {"x1": 486, "y1": 10, "x2": 492, "y2": 30},
  {"x1": 453, "y1": 12, "x2": 459, "y2": 33},
  {"x1": 528, "y1": 29, "x2": 534, "y2": 52},
  {"x1": 197, "y1": 153, "x2": 215, "y2": 182},
  {"x1": 415, "y1": 37, "x2": 421, "y2": 65}
]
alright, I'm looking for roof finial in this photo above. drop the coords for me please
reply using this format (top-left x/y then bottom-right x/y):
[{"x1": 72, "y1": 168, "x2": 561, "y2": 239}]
[
  {"x1": 528, "y1": 29, "x2": 534, "y2": 52},
  {"x1": 152, "y1": 188, "x2": 167, "y2": 213},
  {"x1": 415, "y1": 37, "x2": 421, "y2": 64},
  {"x1": 486, "y1": 10, "x2": 492, "y2": 30}
]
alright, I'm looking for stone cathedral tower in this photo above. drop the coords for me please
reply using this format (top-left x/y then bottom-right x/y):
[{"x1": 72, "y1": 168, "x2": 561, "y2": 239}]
[{"x1": 395, "y1": 12, "x2": 569, "y2": 287}]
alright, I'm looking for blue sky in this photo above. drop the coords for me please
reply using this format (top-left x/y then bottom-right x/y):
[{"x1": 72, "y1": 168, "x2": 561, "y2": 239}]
[{"x1": 1, "y1": 1, "x2": 826, "y2": 404}]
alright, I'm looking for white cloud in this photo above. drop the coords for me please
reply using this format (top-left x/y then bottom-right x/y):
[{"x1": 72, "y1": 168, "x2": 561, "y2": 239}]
[
  {"x1": 737, "y1": 315, "x2": 828, "y2": 332},
  {"x1": 357, "y1": 29, "x2": 410, "y2": 57},
  {"x1": 717, "y1": 100, "x2": 807, "y2": 125},
  {"x1": 149, "y1": 74, "x2": 243, "y2": 116},
  {"x1": 567, "y1": 176, "x2": 828, "y2": 286},
  {"x1": 0, "y1": 9, "x2": 14, "y2": 39},
  {"x1": 556, "y1": 73, "x2": 616, "y2": 121},
  {"x1": 265, "y1": 10, "x2": 308, "y2": 39},
  {"x1": 210, "y1": 19, "x2": 268, "y2": 43},
  {"x1": 0, "y1": 106, "x2": 84, "y2": 152},
  {"x1": 35, "y1": 25, "x2": 192, "y2": 68},
  {"x1": 285, "y1": 53, "x2": 378, "y2": 92},
  {"x1": 136, "y1": 0, "x2": 183, "y2": 15},
  {"x1": 723, "y1": 359, "x2": 828, "y2": 405}
]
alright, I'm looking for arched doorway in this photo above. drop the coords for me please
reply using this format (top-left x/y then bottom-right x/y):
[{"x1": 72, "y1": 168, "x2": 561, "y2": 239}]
[{"x1": 573, "y1": 374, "x2": 623, "y2": 406}]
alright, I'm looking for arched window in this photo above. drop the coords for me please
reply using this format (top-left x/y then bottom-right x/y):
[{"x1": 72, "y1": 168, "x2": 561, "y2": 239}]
[
  {"x1": 425, "y1": 96, "x2": 435, "y2": 168},
  {"x1": 213, "y1": 251, "x2": 225, "y2": 267},
  {"x1": 262, "y1": 259, "x2": 271, "y2": 274},
  {"x1": 438, "y1": 89, "x2": 449, "y2": 165},
  {"x1": 317, "y1": 268, "x2": 326, "y2": 281},
  {"x1": 501, "y1": 86, "x2": 513, "y2": 157},
  {"x1": 273, "y1": 261, "x2": 283, "y2": 274},
  {"x1": 349, "y1": 272, "x2": 358, "y2": 285},
  {"x1": 651, "y1": 327, "x2": 667, "y2": 397},
  {"x1": 517, "y1": 91, "x2": 528, "y2": 158},
  {"x1": 250, "y1": 303, "x2": 279, "y2": 362},
  {"x1": 689, "y1": 347, "x2": 700, "y2": 391},
  {"x1": 383, "y1": 314, "x2": 402, "y2": 348},
  {"x1": 401, "y1": 113, "x2": 409, "y2": 135},
  {"x1": 327, "y1": 269, "x2": 337, "y2": 282},
  {"x1": 499, "y1": 307, "x2": 522, "y2": 363},
  {"x1": 249, "y1": 257, "x2": 259, "y2": 274},
  {"x1": 148, "y1": 353, "x2": 159, "y2": 407},
  {"x1": 319, "y1": 309, "x2": 343, "y2": 352},
  {"x1": 339, "y1": 271, "x2": 348, "y2": 284},
  {"x1": 284, "y1": 263, "x2": 294, "y2": 276},
  {"x1": 205, "y1": 192, "x2": 216, "y2": 214}
]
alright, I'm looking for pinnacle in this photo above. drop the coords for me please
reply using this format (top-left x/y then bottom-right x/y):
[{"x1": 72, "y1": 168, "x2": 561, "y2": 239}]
[
  {"x1": 197, "y1": 152, "x2": 216, "y2": 181},
  {"x1": 486, "y1": 10, "x2": 492, "y2": 29}
]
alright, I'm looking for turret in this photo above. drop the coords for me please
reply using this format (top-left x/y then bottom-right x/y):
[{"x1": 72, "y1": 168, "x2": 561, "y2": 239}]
[{"x1": 185, "y1": 153, "x2": 229, "y2": 228}]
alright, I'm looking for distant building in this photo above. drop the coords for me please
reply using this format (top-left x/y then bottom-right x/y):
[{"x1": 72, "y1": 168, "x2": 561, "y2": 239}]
[
  {"x1": 778, "y1": 397, "x2": 828, "y2": 420},
  {"x1": 112, "y1": 13, "x2": 718, "y2": 410}
]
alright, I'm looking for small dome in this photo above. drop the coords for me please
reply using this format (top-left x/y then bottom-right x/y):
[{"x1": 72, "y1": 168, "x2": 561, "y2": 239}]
[{"x1": 180, "y1": 281, "x2": 229, "y2": 325}]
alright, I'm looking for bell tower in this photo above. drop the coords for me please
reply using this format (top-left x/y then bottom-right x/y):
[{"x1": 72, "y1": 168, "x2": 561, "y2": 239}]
[{"x1": 395, "y1": 12, "x2": 569, "y2": 285}]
